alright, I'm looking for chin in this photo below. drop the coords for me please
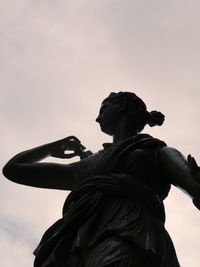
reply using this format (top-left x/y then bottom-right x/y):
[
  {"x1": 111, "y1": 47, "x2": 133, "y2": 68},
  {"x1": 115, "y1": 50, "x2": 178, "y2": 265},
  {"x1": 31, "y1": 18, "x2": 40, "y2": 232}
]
[
  {"x1": 101, "y1": 127, "x2": 113, "y2": 136},
  {"x1": 99, "y1": 122, "x2": 113, "y2": 135}
]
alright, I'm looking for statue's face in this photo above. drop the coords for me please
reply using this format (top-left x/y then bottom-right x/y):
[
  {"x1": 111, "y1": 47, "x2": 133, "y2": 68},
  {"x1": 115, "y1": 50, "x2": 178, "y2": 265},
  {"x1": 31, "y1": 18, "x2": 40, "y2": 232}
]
[{"x1": 96, "y1": 101, "x2": 122, "y2": 135}]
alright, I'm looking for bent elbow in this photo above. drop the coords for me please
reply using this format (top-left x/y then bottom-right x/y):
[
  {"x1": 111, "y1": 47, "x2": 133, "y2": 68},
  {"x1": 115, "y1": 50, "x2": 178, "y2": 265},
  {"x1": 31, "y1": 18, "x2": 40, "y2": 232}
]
[
  {"x1": 2, "y1": 162, "x2": 18, "y2": 182},
  {"x1": 2, "y1": 163, "x2": 10, "y2": 178}
]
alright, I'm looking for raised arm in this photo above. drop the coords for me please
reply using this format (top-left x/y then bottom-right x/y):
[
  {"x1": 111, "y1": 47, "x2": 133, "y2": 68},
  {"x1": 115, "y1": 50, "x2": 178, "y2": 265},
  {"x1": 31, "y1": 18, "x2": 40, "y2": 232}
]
[
  {"x1": 159, "y1": 146, "x2": 200, "y2": 200},
  {"x1": 2, "y1": 136, "x2": 89, "y2": 190}
]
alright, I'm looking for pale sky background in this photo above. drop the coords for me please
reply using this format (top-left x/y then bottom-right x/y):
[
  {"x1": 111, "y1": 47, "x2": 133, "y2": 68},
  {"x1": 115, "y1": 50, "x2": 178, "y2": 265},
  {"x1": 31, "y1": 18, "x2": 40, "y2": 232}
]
[{"x1": 1, "y1": 0, "x2": 200, "y2": 266}]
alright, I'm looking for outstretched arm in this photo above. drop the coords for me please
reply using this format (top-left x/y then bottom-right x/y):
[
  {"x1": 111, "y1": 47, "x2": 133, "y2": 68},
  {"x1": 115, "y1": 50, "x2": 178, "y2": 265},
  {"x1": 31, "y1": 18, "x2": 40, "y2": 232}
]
[
  {"x1": 2, "y1": 136, "x2": 88, "y2": 190},
  {"x1": 159, "y1": 146, "x2": 200, "y2": 199}
]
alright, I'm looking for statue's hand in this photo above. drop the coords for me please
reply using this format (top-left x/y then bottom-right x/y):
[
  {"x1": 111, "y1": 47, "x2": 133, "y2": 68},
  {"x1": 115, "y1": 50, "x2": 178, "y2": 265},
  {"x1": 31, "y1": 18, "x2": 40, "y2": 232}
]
[
  {"x1": 187, "y1": 155, "x2": 200, "y2": 210},
  {"x1": 51, "y1": 136, "x2": 86, "y2": 159}
]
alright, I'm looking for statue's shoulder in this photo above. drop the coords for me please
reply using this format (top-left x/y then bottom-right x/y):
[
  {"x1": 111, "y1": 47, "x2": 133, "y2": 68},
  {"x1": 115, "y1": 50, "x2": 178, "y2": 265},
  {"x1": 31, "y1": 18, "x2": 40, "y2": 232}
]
[{"x1": 134, "y1": 134, "x2": 167, "y2": 149}]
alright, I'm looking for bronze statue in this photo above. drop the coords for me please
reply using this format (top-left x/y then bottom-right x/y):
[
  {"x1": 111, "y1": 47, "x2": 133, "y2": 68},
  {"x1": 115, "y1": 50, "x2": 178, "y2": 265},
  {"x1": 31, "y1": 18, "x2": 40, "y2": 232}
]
[{"x1": 3, "y1": 92, "x2": 200, "y2": 267}]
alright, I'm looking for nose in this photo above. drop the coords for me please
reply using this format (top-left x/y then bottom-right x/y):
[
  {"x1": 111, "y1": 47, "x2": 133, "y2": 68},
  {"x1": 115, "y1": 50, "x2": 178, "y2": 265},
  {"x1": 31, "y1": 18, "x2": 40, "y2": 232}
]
[{"x1": 96, "y1": 115, "x2": 101, "y2": 123}]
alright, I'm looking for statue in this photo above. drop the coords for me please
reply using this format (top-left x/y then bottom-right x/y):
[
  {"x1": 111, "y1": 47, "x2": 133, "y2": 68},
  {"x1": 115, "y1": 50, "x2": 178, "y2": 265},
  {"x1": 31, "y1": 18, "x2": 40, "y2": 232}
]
[{"x1": 3, "y1": 92, "x2": 200, "y2": 267}]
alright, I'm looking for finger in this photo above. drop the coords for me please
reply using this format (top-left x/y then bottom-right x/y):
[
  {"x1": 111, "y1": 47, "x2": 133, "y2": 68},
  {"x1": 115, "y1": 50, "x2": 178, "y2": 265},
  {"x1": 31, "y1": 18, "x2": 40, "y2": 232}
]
[
  {"x1": 66, "y1": 141, "x2": 86, "y2": 151},
  {"x1": 79, "y1": 143, "x2": 86, "y2": 150},
  {"x1": 62, "y1": 140, "x2": 76, "y2": 150},
  {"x1": 63, "y1": 138, "x2": 79, "y2": 147},
  {"x1": 187, "y1": 154, "x2": 192, "y2": 162},
  {"x1": 191, "y1": 157, "x2": 199, "y2": 171},
  {"x1": 62, "y1": 152, "x2": 76, "y2": 158},
  {"x1": 63, "y1": 142, "x2": 77, "y2": 151},
  {"x1": 51, "y1": 153, "x2": 66, "y2": 159},
  {"x1": 61, "y1": 136, "x2": 78, "y2": 148},
  {"x1": 65, "y1": 136, "x2": 81, "y2": 143},
  {"x1": 187, "y1": 155, "x2": 192, "y2": 168},
  {"x1": 187, "y1": 155, "x2": 198, "y2": 169}
]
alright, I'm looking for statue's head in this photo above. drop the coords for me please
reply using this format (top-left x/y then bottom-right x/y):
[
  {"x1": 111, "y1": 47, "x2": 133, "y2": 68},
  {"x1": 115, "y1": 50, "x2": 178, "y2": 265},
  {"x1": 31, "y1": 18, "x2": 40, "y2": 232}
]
[{"x1": 96, "y1": 91, "x2": 165, "y2": 135}]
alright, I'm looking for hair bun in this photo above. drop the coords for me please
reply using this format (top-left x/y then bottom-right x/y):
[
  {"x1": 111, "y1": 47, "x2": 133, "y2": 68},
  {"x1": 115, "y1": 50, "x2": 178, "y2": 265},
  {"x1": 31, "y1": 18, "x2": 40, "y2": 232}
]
[{"x1": 147, "y1": 111, "x2": 165, "y2": 127}]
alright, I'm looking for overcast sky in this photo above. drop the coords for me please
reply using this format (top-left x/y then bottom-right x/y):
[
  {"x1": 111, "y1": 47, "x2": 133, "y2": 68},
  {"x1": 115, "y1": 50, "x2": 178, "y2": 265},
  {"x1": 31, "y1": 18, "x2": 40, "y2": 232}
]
[{"x1": 1, "y1": 0, "x2": 200, "y2": 266}]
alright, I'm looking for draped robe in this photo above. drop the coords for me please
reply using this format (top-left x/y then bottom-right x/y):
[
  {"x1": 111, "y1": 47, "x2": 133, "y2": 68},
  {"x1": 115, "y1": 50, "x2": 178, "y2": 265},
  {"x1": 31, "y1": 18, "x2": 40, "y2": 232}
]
[{"x1": 34, "y1": 134, "x2": 180, "y2": 267}]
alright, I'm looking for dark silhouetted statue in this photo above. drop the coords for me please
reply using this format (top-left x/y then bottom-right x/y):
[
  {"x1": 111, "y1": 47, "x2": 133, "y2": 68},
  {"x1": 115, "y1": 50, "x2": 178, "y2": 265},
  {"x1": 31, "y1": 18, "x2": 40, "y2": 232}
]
[{"x1": 3, "y1": 92, "x2": 200, "y2": 267}]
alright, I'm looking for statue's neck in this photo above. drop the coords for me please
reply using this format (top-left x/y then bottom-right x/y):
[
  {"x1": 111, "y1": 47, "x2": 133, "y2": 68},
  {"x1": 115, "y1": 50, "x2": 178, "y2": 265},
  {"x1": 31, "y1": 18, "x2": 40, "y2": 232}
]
[{"x1": 112, "y1": 124, "x2": 138, "y2": 143}]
